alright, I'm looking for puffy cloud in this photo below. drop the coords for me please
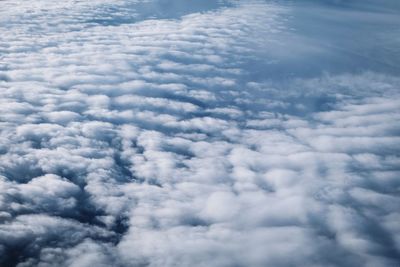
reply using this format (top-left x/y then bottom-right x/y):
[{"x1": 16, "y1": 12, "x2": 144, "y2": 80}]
[{"x1": 1, "y1": 0, "x2": 400, "y2": 267}]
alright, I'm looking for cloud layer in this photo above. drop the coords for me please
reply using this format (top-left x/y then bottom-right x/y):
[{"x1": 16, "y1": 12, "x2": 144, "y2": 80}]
[{"x1": 1, "y1": 0, "x2": 399, "y2": 266}]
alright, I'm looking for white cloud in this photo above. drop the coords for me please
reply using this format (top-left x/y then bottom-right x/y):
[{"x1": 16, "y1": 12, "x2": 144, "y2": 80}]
[{"x1": 1, "y1": 0, "x2": 399, "y2": 266}]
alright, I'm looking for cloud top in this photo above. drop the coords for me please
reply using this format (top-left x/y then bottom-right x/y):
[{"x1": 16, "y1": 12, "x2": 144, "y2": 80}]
[{"x1": 0, "y1": 0, "x2": 399, "y2": 266}]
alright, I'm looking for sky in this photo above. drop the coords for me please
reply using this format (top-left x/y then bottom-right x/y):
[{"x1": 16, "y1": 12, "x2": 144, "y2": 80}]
[{"x1": 0, "y1": 0, "x2": 400, "y2": 266}]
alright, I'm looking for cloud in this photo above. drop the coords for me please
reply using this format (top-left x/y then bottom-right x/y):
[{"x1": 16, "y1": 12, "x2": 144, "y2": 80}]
[{"x1": 0, "y1": 0, "x2": 399, "y2": 266}]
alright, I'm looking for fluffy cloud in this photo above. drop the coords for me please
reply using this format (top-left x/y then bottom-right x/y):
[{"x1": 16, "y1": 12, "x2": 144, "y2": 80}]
[{"x1": 1, "y1": 0, "x2": 399, "y2": 266}]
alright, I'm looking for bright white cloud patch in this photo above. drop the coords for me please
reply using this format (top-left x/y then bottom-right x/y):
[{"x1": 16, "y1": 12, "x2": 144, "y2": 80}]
[{"x1": 1, "y1": 0, "x2": 400, "y2": 266}]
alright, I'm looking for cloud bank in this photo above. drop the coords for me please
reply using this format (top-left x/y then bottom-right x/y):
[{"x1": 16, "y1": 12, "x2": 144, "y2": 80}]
[{"x1": 1, "y1": 0, "x2": 399, "y2": 266}]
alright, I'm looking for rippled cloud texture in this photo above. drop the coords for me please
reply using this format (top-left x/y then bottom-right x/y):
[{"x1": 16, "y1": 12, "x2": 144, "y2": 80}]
[{"x1": 1, "y1": 0, "x2": 400, "y2": 266}]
